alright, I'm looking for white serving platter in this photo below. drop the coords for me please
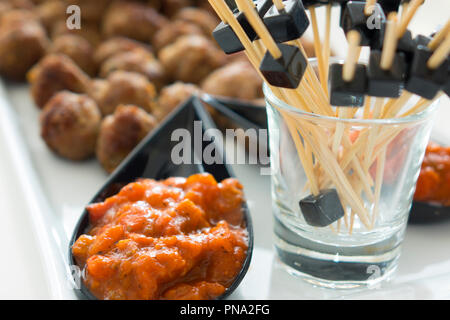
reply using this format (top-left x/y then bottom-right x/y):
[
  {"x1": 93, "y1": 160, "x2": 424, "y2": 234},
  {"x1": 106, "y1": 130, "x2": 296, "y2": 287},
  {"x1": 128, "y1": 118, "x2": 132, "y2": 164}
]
[
  {"x1": 0, "y1": 1, "x2": 449, "y2": 300},
  {"x1": 1, "y1": 81, "x2": 450, "y2": 300}
]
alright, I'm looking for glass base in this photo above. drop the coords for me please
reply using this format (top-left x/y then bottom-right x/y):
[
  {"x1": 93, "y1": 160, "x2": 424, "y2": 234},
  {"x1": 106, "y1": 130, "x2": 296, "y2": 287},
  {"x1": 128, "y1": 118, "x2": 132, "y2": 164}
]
[{"x1": 274, "y1": 217, "x2": 402, "y2": 289}]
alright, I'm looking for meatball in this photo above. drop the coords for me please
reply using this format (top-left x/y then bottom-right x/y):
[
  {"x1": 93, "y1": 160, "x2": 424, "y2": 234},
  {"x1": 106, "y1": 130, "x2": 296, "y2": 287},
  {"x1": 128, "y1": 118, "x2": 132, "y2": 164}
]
[
  {"x1": 0, "y1": 0, "x2": 35, "y2": 18},
  {"x1": 201, "y1": 60, "x2": 263, "y2": 101},
  {"x1": 0, "y1": 2, "x2": 12, "y2": 18},
  {"x1": 66, "y1": 0, "x2": 110, "y2": 23},
  {"x1": 4, "y1": 0, "x2": 35, "y2": 10},
  {"x1": 158, "y1": 35, "x2": 227, "y2": 84},
  {"x1": 173, "y1": 7, "x2": 219, "y2": 38},
  {"x1": 102, "y1": 0, "x2": 167, "y2": 42},
  {"x1": 94, "y1": 37, "x2": 152, "y2": 66},
  {"x1": 28, "y1": 54, "x2": 91, "y2": 108},
  {"x1": 89, "y1": 70, "x2": 158, "y2": 116},
  {"x1": 51, "y1": 19, "x2": 102, "y2": 46},
  {"x1": 152, "y1": 20, "x2": 203, "y2": 52},
  {"x1": 35, "y1": 0, "x2": 65, "y2": 33},
  {"x1": 147, "y1": 0, "x2": 162, "y2": 11},
  {"x1": 50, "y1": 34, "x2": 97, "y2": 76},
  {"x1": 156, "y1": 82, "x2": 201, "y2": 120},
  {"x1": 40, "y1": 91, "x2": 101, "y2": 160},
  {"x1": 96, "y1": 105, "x2": 157, "y2": 173},
  {"x1": 0, "y1": 10, "x2": 49, "y2": 81},
  {"x1": 195, "y1": 0, "x2": 219, "y2": 15},
  {"x1": 159, "y1": 0, "x2": 193, "y2": 17},
  {"x1": 99, "y1": 47, "x2": 166, "y2": 90}
]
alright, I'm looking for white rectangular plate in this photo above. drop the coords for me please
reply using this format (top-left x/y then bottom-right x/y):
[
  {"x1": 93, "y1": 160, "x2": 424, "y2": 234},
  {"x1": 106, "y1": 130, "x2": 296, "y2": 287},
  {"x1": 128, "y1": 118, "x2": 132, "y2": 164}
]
[{"x1": 2, "y1": 84, "x2": 450, "y2": 299}]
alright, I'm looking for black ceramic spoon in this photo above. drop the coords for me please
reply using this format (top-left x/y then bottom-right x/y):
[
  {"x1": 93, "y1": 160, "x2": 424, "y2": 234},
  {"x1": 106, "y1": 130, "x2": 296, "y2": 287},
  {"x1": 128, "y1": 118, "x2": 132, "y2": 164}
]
[{"x1": 68, "y1": 97, "x2": 254, "y2": 300}]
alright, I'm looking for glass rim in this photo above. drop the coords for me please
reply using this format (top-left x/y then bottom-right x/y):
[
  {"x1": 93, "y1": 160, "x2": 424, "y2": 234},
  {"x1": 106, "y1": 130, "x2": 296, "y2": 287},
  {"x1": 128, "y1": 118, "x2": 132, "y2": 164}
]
[{"x1": 263, "y1": 57, "x2": 441, "y2": 126}]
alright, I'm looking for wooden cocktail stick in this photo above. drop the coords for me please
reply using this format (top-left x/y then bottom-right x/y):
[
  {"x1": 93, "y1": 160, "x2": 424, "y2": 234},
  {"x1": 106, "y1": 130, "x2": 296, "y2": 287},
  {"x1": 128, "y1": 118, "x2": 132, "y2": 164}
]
[
  {"x1": 208, "y1": 0, "x2": 445, "y2": 232},
  {"x1": 212, "y1": 0, "x2": 348, "y2": 215},
  {"x1": 332, "y1": 29, "x2": 367, "y2": 202},
  {"x1": 364, "y1": 12, "x2": 400, "y2": 187},
  {"x1": 343, "y1": 31, "x2": 361, "y2": 81},
  {"x1": 371, "y1": 147, "x2": 386, "y2": 227},
  {"x1": 427, "y1": 33, "x2": 450, "y2": 69},
  {"x1": 332, "y1": 109, "x2": 346, "y2": 155},
  {"x1": 210, "y1": 0, "x2": 289, "y2": 112},
  {"x1": 309, "y1": 6, "x2": 328, "y2": 94},
  {"x1": 315, "y1": 122, "x2": 375, "y2": 204},
  {"x1": 272, "y1": 0, "x2": 285, "y2": 12},
  {"x1": 211, "y1": 1, "x2": 227, "y2": 22},
  {"x1": 331, "y1": 29, "x2": 362, "y2": 190},
  {"x1": 364, "y1": 98, "x2": 383, "y2": 168},
  {"x1": 370, "y1": 127, "x2": 404, "y2": 163},
  {"x1": 397, "y1": 0, "x2": 423, "y2": 38},
  {"x1": 296, "y1": 41, "x2": 334, "y2": 115},
  {"x1": 428, "y1": 20, "x2": 450, "y2": 51},
  {"x1": 363, "y1": 96, "x2": 372, "y2": 119},
  {"x1": 324, "y1": 3, "x2": 332, "y2": 97},
  {"x1": 364, "y1": 0, "x2": 377, "y2": 16},
  {"x1": 270, "y1": 0, "x2": 323, "y2": 99},
  {"x1": 383, "y1": 91, "x2": 413, "y2": 118},
  {"x1": 400, "y1": 0, "x2": 409, "y2": 20},
  {"x1": 381, "y1": 12, "x2": 398, "y2": 70},
  {"x1": 235, "y1": 0, "x2": 282, "y2": 59},
  {"x1": 281, "y1": 111, "x2": 320, "y2": 195},
  {"x1": 294, "y1": 118, "x2": 371, "y2": 228},
  {"x1": 399, "y1": 93, "x2": 443, "y2": 117},
  {"x1": 209, "y1": 0, "x2": 262, "y2": 65}
]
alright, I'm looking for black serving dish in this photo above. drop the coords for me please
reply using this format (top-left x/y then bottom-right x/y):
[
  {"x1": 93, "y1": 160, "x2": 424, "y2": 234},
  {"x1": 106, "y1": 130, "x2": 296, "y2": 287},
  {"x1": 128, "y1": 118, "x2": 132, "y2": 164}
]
[
  {"x1": 409, "y1": 137, "x2": 450, "y2": 225},
  {"x1": 202, "y1": 94, "x2": 270, "y2": 164},
  {"x1": 202, "y1": 94, "x2": 268, "y2": 130},
  {"x1": 68, "y1": 97, "x2": 254, "y2": 300},
  {"x1": 410, "y1": 202, "x2": 450, "y2": 224}
]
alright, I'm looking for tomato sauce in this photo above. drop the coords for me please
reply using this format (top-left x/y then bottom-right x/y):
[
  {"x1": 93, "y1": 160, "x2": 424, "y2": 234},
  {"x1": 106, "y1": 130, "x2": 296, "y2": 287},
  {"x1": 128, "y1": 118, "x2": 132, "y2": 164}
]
[
  {"x1": 414, "y1": 142, "x2": 450, "y2": 206},
  {"x1": 72, "y1": 173, "x2": 248, "y2": 300}
]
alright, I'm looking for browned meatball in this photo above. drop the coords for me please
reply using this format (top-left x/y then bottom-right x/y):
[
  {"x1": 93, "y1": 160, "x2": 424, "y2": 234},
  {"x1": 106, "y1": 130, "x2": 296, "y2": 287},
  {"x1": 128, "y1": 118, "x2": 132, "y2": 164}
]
[
  {"x1": 195, "y1": 0, "x2": 218, "y2": 15},
  {"x1": 28, "y1": 54, "x2": 91, "y2": 108},
  {"x1": 50, "y1": 34, "x2": 97, "y2": 76},
  {"x1": 159, "y1": 0, "x2": 193, "y2": 17},
  {"x1": 0, "y1": 10, "x2": 49, "y2": 80},
  {"x1": 4, "y1": 0, "x2": 35, "y2": 10},
  {"x1": 173, "y1": 7, "x2": 219, "y2": 38},
  {"x1": 93, "y1": 37, "x2": 152, "y2": 66},
  {"x1": 155, "y1": 82, "x2": 201, "y2": 120},
  {"x1": 35, "y1": 0, "x2": 65, "y2": 32},
  {"x1": 0, "y1": 0, "x2": 34, "y2": 18},
  {"x1": 96, "y1": 104, "x2": 157, "y2": 173},
  {"x1": 102, "y1": 0, "x2": 167, "y2": 43},
  {"x1": 158, "y1": 34, "x2": 227, "y2": 84},
  {"x1": 0, "y1": 2, "x2": 12, "y2": 18},
  {"x1": 51, "y1": 19, "x2": 102, "y2": 46},
  {"x1": 89, "y1": 70, "x2": 158, "y2": 116},
  {"x1": 152, "y1": 20, "x2": 203, "y2": 52},
  {"x1": 66, "y1": 0, "x2": 110, "y2": 23},
  {"x1": 201, "y1": 60, "x2": 263, "y2": 101},
  {"x1": 147, "y1": 0, "x2": 162, "y2": 11},
  {"x1": 40, "y1": 91, "x2": 101, "y2": 160},
  {"x1": 99, "y1": 47, "x2": 166, "y2": 90}
]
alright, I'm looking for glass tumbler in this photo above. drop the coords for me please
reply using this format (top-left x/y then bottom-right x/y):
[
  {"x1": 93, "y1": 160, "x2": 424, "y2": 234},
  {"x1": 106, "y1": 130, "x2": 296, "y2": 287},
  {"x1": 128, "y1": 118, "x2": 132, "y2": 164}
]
[{"x1": 264, "y1": 60, "x2": 440, "y2": 289}]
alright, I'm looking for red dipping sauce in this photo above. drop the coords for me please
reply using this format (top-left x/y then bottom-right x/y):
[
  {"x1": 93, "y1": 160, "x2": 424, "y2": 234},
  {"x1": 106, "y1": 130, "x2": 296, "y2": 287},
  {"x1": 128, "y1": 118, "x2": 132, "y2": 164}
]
[
  {"x1": 72, "y1": 173, "x2": 248, "y2": 300},
  {"x1": 414, "y1": 142, "x2": 450, "y2": 206}
]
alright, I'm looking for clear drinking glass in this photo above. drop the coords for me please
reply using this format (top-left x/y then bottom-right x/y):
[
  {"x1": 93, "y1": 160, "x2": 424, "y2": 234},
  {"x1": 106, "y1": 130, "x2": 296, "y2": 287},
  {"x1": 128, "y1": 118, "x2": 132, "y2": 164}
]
[{"x1": 264, "y1": 59, "x2": 441, "y2": 289}]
